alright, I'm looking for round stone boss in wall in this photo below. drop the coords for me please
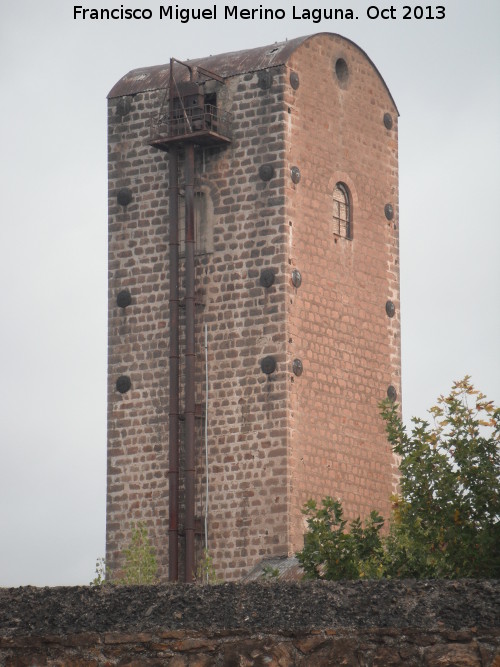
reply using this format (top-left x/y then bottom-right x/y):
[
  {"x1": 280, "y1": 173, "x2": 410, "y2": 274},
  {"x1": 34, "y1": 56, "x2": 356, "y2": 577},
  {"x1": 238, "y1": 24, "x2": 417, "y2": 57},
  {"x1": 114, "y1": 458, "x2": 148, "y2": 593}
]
[
  {"x1": 385, "y1": 300, "x2": 395, "y2": 318},
  {"x1": 291, "y1": 268, "x2": 302, "y2": 288},
  {"x1": 384, "y1": 203, "x2": 394, "y2": 220},
  {"x1": 290, "y1": 71, "x2": 300, "y2": 90},
  {"x1": 259, "y1": 268, "x2": 275, "y2": 288},
  {"x1": 387, "y1": 385, "x2": 397, "y2": 402},
  {"x1": 290, "y1": 166, "x2": 301, "y2": 184},
  {"x1": 260, "y1": 356, "x2": 277, "y2": 375},
  {"x1": 383, "y1": 113, "x2": 393, "y2": 130},
  {"x1": 259, "y1": 164, "x2": 275, "y2": 182},
  {"x1": 117, "y1": 187, "x2": 133, "y2": 207},
  {"x1": 116, "y1": 375, "x2": 132, "y2": 394},
  {"x1": 117, "y1": 289, "x2": 132, "y2": 309}
]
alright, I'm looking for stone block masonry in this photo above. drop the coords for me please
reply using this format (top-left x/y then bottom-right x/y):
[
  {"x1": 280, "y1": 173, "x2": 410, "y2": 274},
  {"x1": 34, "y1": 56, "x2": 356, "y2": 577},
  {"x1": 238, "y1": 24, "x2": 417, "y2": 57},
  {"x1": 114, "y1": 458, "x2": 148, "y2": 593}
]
[
  {"x1": 284, "y1": 35, "x2": 401, "y2": 550},
  {"x1": 0, "y1": 581, "x2": 498, "y2": 666},
  {"x1": 107, "y1": 33, "x2": 401, "y2": 581}
]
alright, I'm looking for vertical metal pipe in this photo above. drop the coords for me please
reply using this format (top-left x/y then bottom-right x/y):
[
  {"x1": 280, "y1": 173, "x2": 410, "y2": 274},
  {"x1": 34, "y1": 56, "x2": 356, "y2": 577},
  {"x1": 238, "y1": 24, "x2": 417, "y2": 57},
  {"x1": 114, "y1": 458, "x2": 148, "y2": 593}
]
[
  {"x1": 168, "y1": 147, "x2": 180, "y2": 582},
  {"x1": 167, "y1": 59, "x2": 180, "y2": 582},
  {"x1": 184, "y1": 142, "x2": 196, "y2": 582},
  {"x1": 204, "y1": 323, "x2": 209, "y2": 581}
]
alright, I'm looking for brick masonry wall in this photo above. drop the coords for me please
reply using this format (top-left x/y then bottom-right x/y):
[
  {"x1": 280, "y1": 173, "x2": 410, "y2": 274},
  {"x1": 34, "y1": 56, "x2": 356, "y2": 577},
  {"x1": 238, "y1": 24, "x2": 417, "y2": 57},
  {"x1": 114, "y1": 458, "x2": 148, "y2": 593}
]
[
  {"x1": 107, "y1": 33, "x2": 402, "y2": 582},
  {"x1": 107, "y1": 65, "x2": 290, "y2": 581},
  {"x1": 1, "y1": 581, "x2": 498, "y2": 666},
  {"x1": 195, "y1": 69, "x2": 289, "y2": 579},
  {"x1": 107, "y1": 88, "x2": 171, "y2": 579},
  {"x1": 283, "y1": 35, "x2": 401, "y2": 549}
]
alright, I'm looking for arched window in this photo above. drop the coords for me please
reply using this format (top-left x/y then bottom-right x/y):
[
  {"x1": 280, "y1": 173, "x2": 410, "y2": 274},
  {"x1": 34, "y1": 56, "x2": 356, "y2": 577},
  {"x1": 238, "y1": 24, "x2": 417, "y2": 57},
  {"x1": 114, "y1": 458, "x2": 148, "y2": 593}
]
[{"x1": 332, "y1": 182, "x2": 351, "y2": 239}]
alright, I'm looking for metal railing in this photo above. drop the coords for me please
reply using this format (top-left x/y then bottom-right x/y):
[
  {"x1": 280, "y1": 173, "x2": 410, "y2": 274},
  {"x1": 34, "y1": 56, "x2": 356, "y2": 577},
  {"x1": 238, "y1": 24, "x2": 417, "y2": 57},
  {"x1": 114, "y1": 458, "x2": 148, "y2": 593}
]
[{"x1": 151, "y1": 104, "x2": 232, "y2": 142}]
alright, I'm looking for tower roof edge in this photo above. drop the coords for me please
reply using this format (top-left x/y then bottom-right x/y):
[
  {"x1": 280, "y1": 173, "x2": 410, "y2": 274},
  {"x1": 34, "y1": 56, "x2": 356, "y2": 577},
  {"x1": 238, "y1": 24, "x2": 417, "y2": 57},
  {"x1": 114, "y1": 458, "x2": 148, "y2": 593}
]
[{"x1": 107, "y1": 32, "x2": 398, "y2": 113}]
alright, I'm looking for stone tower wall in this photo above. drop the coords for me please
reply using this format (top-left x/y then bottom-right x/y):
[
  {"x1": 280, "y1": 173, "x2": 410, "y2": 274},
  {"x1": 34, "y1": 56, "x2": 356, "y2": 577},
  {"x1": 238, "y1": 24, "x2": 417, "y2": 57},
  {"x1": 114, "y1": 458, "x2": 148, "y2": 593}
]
[
  {"x1": 106, "y1": 34, "x2": 401, "y2": 581},
  {"x1": 107, "y1": 66, "x2": 291, "y2": 582},
  {"x1": 107, "y1": 88, "x2": 171, "y2": 579},
  {"x1": 283, "y1": 36, "x2": 401, "y2": 550},
  {"x1": 194, "y1": 69, "x2": 290, "y2": 580}
]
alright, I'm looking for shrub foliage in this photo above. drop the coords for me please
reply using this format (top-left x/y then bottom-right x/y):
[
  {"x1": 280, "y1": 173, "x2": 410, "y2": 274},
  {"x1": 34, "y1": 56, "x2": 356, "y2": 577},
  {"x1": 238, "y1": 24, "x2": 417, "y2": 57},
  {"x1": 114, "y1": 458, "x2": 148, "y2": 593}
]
[
  {"x1": 91, "y1": 521, "x2": 158, "y2": 585},
  {"x1": 297, "y1": 378, "x2": 500, "y2": 579}
]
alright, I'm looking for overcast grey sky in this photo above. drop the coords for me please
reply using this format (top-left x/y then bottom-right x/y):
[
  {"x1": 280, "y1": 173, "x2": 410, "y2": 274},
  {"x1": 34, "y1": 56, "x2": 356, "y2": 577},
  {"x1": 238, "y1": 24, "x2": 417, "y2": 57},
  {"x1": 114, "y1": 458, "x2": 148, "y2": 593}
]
[{"x1": 0, "y1": 0, "x2": 499, "y2": 587}]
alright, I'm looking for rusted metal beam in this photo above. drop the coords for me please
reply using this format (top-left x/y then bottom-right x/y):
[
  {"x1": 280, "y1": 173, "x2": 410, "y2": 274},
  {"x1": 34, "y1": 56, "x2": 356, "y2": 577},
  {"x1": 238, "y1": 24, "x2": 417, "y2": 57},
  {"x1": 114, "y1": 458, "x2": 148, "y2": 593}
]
[
  {"x1": 167, "y1": 147, "x2": 180, "y2": 582},
  {"x1": 184, "y1": 143, "x2": 196, "y2": 583}
]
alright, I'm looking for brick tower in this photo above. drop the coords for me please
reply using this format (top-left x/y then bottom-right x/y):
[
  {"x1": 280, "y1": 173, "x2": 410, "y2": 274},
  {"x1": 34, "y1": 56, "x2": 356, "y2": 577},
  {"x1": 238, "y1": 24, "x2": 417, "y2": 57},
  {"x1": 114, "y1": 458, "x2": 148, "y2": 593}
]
[{"x1": 106, "y1": 33, "x2": 401, "y2": 582}]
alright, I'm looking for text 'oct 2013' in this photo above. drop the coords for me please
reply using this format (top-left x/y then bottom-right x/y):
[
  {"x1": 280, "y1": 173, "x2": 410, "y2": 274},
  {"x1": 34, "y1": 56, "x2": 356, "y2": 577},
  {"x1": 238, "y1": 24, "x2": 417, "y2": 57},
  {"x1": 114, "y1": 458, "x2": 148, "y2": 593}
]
[{"x1": 73, "y1": 5, "x2": 447, "y2": 22}]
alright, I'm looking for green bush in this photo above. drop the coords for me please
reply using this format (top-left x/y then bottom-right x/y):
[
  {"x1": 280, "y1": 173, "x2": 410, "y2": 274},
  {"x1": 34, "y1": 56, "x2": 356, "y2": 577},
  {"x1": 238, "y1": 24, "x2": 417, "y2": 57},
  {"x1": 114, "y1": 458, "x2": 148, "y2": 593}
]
[
  {"x1": 297, "y1": 378, "x2": 500, "y2": 580},
  {"x1": 297, "y1": 497, "x2": 385, "y2": 580},
  {"x1": 91, "y1": 521, "x2": 158, "y2": 585}
]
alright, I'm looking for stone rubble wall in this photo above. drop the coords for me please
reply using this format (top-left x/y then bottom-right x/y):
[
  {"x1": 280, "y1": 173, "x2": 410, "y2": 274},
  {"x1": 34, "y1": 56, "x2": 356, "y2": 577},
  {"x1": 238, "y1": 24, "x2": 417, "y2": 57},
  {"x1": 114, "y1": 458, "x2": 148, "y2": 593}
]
[{"x1": 0, "y1": 580, "x2": 498, "y2": 666}]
